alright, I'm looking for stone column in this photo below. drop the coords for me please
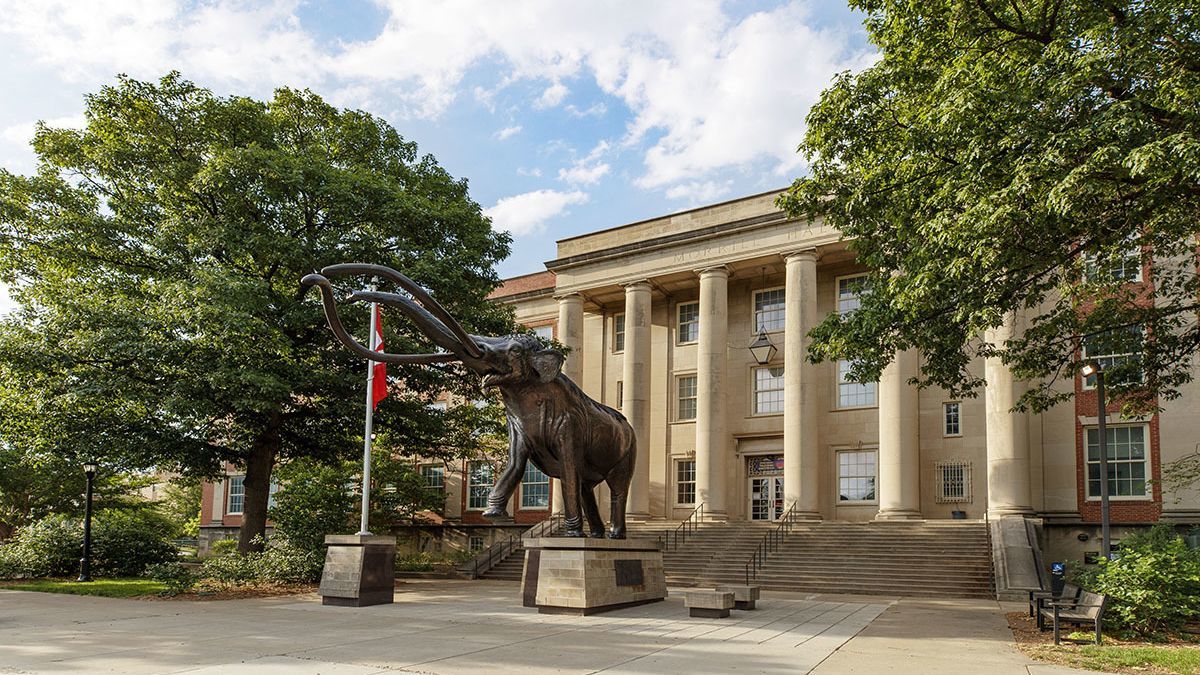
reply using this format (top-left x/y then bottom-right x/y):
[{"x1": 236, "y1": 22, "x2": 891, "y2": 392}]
[
  {"x1": 210, "y1": 477, "x2": 225, "y2": 525},
  {"x1": 875, "y1": 349, "x2": 923, "y2": 520},
  {"x1": 553, "y1": 293, "x2": 585, "y2": 517},
  {"x1": 622, "y1": 281, "x2": 653, "y2": 519},
  {"x1": 985, "y1": 313, "x2": 1034, "y2": 517},
  {"x1": 696, "y1": 267, "x2": 729, "y2": 520},
  {"x1": 783, "y1": 251, "x2": 821, "y2": 519}
]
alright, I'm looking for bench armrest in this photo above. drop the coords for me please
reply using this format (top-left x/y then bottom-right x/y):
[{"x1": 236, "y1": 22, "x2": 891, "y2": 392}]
[{"x1": 1049, "y1": 601, "x2": 1102, "y2": 608}]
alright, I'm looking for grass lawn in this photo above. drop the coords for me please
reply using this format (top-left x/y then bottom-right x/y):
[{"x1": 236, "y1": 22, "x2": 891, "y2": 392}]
[
  {"x1": 1008, "y1": 612, "x2": 1200, "y2": 675},
  {"x1": 0, "y1": 578, "x2": 166, "y2": 598}
]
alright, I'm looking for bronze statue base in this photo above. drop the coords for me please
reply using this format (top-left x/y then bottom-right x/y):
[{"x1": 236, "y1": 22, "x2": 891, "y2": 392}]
[
  {"x1": 318, "y1": 534, "x2": 396, "y2": 607},
  {"x1": 521, "y1": 537, "x2": 667, "y2": 616}
]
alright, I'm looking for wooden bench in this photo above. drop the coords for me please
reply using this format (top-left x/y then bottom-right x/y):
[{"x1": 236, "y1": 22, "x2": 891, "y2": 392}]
[
  {"x1": 1030, "y1": 582, "x2": 1080, "y2": 620},
  {"x1": 685, "y1": 590, "x2": 735, "y2": 618},
  {"x1": 1039, "y1": 590, "x2": 1107, "y2": 644},
  {"x1": 715, "y1": 584, "x2": 761, "y2": 610}
]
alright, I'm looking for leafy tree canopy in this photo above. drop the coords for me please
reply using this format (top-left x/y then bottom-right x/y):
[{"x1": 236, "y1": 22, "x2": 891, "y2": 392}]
[
  {"x1": 781, "y1": 0, "x2": 1200, "y2": 412},
  {"x1": 0, "y1": 73, "x2": 512, "y2": 550}
]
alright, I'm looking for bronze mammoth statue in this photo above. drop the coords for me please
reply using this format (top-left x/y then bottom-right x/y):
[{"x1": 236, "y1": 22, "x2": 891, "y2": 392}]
[{"x1": 302, "y1": 263, "x2": 636, "y2": 539}]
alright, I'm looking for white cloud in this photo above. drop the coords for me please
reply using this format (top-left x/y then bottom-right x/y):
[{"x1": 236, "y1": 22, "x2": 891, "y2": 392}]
[
  {"x1": 665, "y1": 180, "x2": 733, "y2": 203},
  {"x1": 534, "y1": 82, "x2": 569, "y2": 109},
  {"x1": 484, "y1": 189, "x2": 588, "y2": 236},
  {"x1": 495, "y1": 125, "x2": 523, "y2": 140},
  {"x1": 565, "y1": 102, "x2": 607, "y2": 118},
  {"x1": 558, "y1": 162, "x2": 610, "y2": 186},
  {"x1": 516, "y1": 167, "x2": 543, "y2": 177}
]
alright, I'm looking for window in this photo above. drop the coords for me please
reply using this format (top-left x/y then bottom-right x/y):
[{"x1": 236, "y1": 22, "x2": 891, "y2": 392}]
[
  {"x1": 420, "y1": 464, "x2": 444, "y2": 490},
  {"x1": 677, "y1": 375, "x2": 698, "y2": 421},
  {"x1": 226, "y1": 475, "x2": 245, "y2": 514},
  {"x1": 267, "y1": 481, "x2": 279, "y2": 510},
  {"x1": 467, "y1": 461, "x2": 495, "y2": 510},
  {"x1": 944, "y1": 402, "x2": 961, "y2": 436},
  {"x1": 531, "y1": 325, "x2": 554, "y2": 341},
  {"x1": 1083, "y1": 326, "x2": 1143, "y2": 388},
  {"x1": 837, "y1": 359, "x2": 876, "y2": 408},
  {"x1": 1086, "y1": 244, "x2": 1143, "y2": 283},
  {"x1": 1086, "y1": 425, "x2": 1149, "y2": 498},
  {"x1": 753, "y1": 366, "x2": 785, "y2": 414},
  {"x1": 612, "y1": 313, "x2": 625, "y2": 352},
  {"x1": 936, "y1": 460, "x2": 972, "y2": 503},
  {"x1": 520, "y1": 464, "x2": 550, "y2": 509},
  {"x1": 837, "y1": 274, "x2": 868, "y2": 315},
  {"x1": 837, "y1": 450, "x2": 877, "y2": 502},
  {"x1": 753, "y1": 289, "x2": 786, "y2": 331},
  {"x1": 677, "y1": 302, "x2": 699, "y2": 344},
  {"x1": 428, "y1": 400, "x2": 448, "y2": 411},
  {"x1": 676, "y1": 460, "x2": 696, "y2": 505},
  {"x1": 469, "y1": 536, "x2": 485, "y2": 552},
  {"x1": 615, "y1": 381, "x2": 623, "y2": 409}
]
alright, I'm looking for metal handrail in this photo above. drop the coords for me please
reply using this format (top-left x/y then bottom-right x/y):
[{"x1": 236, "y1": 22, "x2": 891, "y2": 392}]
[
  {"x1": 466, "y1": 513, "x2": 564, "y2": 579},
  {"x1": 657, "y1": 502, "x2": 705, "y2": 552},
  {"x1": 744, "y1": 502, "x2": 801, "y2": 585}
]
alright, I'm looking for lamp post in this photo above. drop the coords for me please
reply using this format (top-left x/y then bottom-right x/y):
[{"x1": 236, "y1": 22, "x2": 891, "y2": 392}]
[
  {"x1": 749, "y1": 327, "x2": 777, "y2": 365},
  {"x1": 78, "y1": 462, "x2": 97, "y2": 582},
  {"x1": 1080, "y1": 362, "x2": 1111, "y2": 561}
]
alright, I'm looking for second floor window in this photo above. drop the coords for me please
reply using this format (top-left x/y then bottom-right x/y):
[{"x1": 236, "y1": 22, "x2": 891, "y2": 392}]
[
  {"x1": 944, "y1": 402, "x2": 961, "y2": 436},
  {"x1": 838, "y1": 359, "x2": 877, "y2": 408},
  {"x1": 1082, "y1": 326, "x2": 1143, "y2": 388},
  {"x1": 227, "y1": 475, "x2": 245, "y2": 514},
  {"x1": 467, "y1": 461, "x2": 494, "y2": 510},
  {"x1": 1086, "y1": 425, "x2": 1149, "y2": 498},
  {"x1": 754, "y1": 289, "x2": 785, "y2": 332},
  {"x1": 677, "y1": 302, "x2": 699, "y2": 343},
  {"x1": 753, "y1": 366, "x2": 785, "y2": 414},
  {"x1": 677, "y1": 375, "x2": 698, "y2": 421},
  {"x1": 420, "y1": 464, "x2": 444, "y2": 490},
  {"x1": 613, "y1": 313, "x2": 625, "y2": 352},
  {"x1": 531, "y1": 325, "x2": 554, "y2": 341},
  {"x1": 837, "y1": 275, "x2": 868, "y2": 315},
  {"x1": 520, "y1": 464, "x2": 550, "y2": 508}
]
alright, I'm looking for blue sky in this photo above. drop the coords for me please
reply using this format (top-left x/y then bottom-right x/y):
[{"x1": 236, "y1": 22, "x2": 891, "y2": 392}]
[{"x1": 0, "y1": 1, "x2": 875, "y2": 312}]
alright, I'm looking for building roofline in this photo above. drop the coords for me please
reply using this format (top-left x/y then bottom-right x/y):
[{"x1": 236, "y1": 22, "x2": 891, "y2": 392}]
[{"x1": 555, "y1": 187, "x2": 789, "y2": 245}]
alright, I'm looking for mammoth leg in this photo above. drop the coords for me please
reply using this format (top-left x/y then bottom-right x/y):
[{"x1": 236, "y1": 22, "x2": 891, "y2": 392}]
[
  {"x1": 579, "y1": 482, "x2": 605, "y2": 538},
  {"x1": 605, "y1": 439, "x2": 637, "y2": 539},
  {"x1": 559, "y1": 437, "x2": 585, "y2": 537},
  {"x1": 484, "y1": 428, "x2": 525, "y2": 519}
]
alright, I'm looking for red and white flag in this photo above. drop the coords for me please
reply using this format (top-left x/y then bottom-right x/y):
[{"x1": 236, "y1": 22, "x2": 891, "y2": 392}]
[{"x1": 371, "y1": 304, "x2": 387, "y2": 409}]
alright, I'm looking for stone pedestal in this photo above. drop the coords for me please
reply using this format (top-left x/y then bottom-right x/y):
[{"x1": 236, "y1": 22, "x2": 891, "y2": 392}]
[
  {"x1": 521, "y1": 537, "x2": 667, "y2": 615},
  {"x1": 318, "y1": 534, "x2": 396, "y2": 607}
]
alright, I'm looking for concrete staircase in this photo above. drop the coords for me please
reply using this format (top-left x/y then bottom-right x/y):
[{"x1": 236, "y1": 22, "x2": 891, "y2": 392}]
[{"x1": 481, "y1": 519, "x2": 993, "y2": 599}]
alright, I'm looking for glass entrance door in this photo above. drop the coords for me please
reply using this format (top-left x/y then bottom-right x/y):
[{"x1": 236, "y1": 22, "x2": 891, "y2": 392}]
[{"x1": 749, "y1": 476, "x2": 784, "y2": 521}]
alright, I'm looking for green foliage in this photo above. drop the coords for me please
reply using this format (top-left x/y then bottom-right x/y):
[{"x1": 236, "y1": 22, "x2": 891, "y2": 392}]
[
  {"x1": 0, "y1": 578, "x2": 167, "y2": 598},
  {"x1": 0, "y1": 510, "x2": 178, "y2": 579},
  {"x1": 0, "y1": 72, "x2": 513, "y2": 551},
  {"x1": 268, "y1": 458, "x2": 356, "y2": 554},
  {"x1": 159, "y1": 477, "x2": 201, "y2": 535},
  {"x1": 144, "y1": 562, "x2": 196, "y2": 595},
  {"x1": 208, "y1": 538, "x2": 238, "y2": 557},
  {"x1": 198, "y1": 545, "x2": 324, "y2": 584},
  {"x1": 781, "y1": 1, "x2": 1200, "y2": 412},
  {"x1": 1089, "y1": 526, "x2": 1200, "y2": 635}
]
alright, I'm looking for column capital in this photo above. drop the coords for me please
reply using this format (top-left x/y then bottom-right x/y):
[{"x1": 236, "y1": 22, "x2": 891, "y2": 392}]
[
  {"x1": 621, "y1": 279, "x2": 653, "y2": 292},
  {"x1": 553, "y1": 292, "x2": 583, "y2": 302},
  {"x1": 695, "y1": 265, "x2": 730, "y2": 279},
  {"x1": 783, "y1": 248, "x2": 821, "y2": 264}
]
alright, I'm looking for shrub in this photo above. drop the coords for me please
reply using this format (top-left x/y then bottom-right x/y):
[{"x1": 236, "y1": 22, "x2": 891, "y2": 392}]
[
  {"x1": 0, "y1": 510, "x2": 177, "y2": 579},
  {"x1": 198, "y1": 544, "x2": 324, "y2": 585},
  {"x1": 208, "y1": 539, "x2": 238, "y2": 557},
  {"x1": 145, "y1": 562, "x2": 196, "y2": 595},
  {"x1": 1088, "y1": 525, "x2": 1200, "y2": 635},
  {"x1": 268, "y1": 459, "x2": 355, "y2": 555}
]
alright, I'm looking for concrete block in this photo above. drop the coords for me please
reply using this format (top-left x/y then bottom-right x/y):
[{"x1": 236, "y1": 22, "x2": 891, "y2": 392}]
[
  {"x1": 685, "y1": 590, "x2": 734, "y2": 618},
  {"x1": 715, "y1": 584, "x2": 761, "y2": 610}
]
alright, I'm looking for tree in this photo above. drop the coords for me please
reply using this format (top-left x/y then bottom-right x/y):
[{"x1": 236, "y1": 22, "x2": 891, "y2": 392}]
[
  {"x1": 0, "y1": 73, "x2": 512, "y2": 552},
  {"x1": 780, "y1": 1, "x2": 1200, "y2": 412}
]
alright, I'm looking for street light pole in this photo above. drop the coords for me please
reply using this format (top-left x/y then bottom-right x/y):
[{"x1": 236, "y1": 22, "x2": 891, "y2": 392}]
[
  {"x1": 78, "y1": 463, "x2": 97, "y2": 582},
  {"x1": 1095, "y1": 369, "x2": 1111, "y2": 561}
]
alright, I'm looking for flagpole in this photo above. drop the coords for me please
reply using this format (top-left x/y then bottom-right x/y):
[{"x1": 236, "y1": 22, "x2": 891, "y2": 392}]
[{"x1": 358, "y1": 294, "x2": 378, "y2": 536}]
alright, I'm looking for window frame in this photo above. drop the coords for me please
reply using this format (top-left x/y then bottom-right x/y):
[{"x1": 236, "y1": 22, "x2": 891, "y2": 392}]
[
  {"x1": 530, "y1": 324, "x2": 554, "y2": 341},
  {"x1": 675, "y1": 373, "x2": 698, "y2": 422},
  {"x1": 836, "y1": 359, "x2": 877, "y2": 409},
  {"x1": 935, "y1": 459, "x2": 972, "y2": 503},
  {"x1": 752, "y1": 286, "x2": 786, "y2": 333},
  {"x1": 226, "y1": 475, "x2": 246, "y2": 515},
  {"x1": 835, "y1": 448, "x2": 878, "y2": 504},
  {"x1": 1084, "y1": 423, "x2": 1151, "y2": 501},
  {"x1": 519, "y1": 463, "x2": 551, "y2": 509},
  {"x1": 1085, "y1": 244, "x2": 1144, "y2": 284},
  {"x1": 419, "y1": 463, "x2": 445, "y2": 490},
  {"x1": 612, "y1": 313, "x2": 626, "y2": 353},
  {"x1": 835, "y1": 273, "x2": 869, "y2": 316},
  {"x1": 751, "y1": 365, "x2": 786, "y2": 416},
  {"x1": 943, "y1": 402, "x2": 962, "y2": 437},
  {"x1": 675, "y1": 459, "x2": 697, "y2": 506},
  {"x1": 466, "y1": 460, "x2": 495, "y2": 511},
  {"x1": 1082, "y1": 326, "x2": 1144, "y2": 390},
  {"x1": 677, "y1": 301, "x2": 700, "y2": 345}
]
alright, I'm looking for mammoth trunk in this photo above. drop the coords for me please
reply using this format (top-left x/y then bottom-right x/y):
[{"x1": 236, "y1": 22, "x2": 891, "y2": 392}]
[{"x1": 237, "y1": 419, "x2": 280, "y2": 554}]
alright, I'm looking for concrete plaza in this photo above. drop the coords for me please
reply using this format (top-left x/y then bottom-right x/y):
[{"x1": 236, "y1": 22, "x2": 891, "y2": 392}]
[{"x1": 0, "y1": 580, "x2": 1094, "y2": 674}]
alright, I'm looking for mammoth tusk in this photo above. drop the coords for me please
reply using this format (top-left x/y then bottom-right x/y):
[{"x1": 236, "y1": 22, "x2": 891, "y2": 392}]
[
  {"x1": 320, "y1": 263, "x2": 485, "y2": 359},
  {"x1": 347, "y1": 289, "x2": 468, "y2": 359},
  {"x1": 301, "y1": 273, "x2": 461, "y2": 365}
]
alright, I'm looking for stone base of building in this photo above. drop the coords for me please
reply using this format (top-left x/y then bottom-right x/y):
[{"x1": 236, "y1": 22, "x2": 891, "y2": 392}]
[
  {"x1": 318, "y1": 534, "x2": 396, "y2": 607},
  {"x1": 521, "y1": 537, "x2": 667, "y2": 615}
]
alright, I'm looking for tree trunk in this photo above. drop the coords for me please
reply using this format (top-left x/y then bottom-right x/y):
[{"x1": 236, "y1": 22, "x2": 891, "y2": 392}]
[{"x1": 238, "y1": 413, "x2": 281, "y2": 553}]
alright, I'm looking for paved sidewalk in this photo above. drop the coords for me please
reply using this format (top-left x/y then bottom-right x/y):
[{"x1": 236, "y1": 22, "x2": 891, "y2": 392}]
[{"x1": 0, "y1": 580, "x2": 1093, "y2": 674}]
